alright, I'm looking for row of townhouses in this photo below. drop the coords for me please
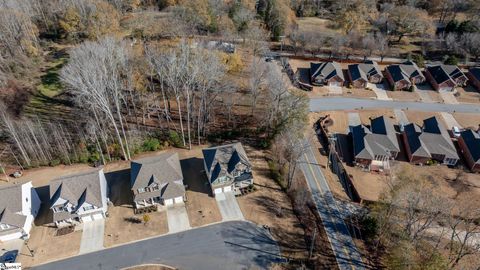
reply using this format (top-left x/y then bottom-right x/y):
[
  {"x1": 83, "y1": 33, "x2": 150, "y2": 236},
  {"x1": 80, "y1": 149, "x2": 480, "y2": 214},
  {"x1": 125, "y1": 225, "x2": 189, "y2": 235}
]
[
  {"x1": 0, "y1": 143, "x2": 253, "y2": 242},
  {"x1": 351, "y1": 116, "x2": 480, "y2": 172},
  {"x1": 308, "y1": 60, "x2": 480, "y2": 92}
]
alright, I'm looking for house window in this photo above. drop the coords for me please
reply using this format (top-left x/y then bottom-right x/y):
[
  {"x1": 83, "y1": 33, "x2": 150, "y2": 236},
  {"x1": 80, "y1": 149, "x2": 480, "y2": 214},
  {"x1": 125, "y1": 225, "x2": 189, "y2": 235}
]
[
  {"x1": 0, "y1": 224, "x2": 9, "y2": 230},
  {"x1": 138, "y1": 188, "x2": 145, "y2": 193}
]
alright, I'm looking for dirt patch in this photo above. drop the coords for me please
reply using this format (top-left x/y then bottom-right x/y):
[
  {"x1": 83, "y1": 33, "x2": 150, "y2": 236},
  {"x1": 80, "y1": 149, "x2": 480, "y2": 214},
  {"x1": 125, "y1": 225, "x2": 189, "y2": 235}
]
[
  {"x1": 237, "y1": 147, "x2": 308, "y2": 260},
  {"x1": 403, "y1": 111, "x2": 446, "y2": 126},
  {"x1": 358, "y1": 109, "x2": 397, "y2": 125},
  {"x1": 427, "y1": 90, "x2": 444, "y2": 103},
  {"x1": 452, "y1": 113, "x2": 480, "y2": 130},
  {"x1": 310, "y1": 111, "x2": 349, "y2": 134},
  {"x1": 456, "y1": 86, "x2": 480, "y2": 104},
  {"x1": 18, "y1": 225, "x2": 82, "y2": 268},
  {"x1": 343, "y1": 87, "x2": 377, "y2": 99},
  {"x1": 104, "y1": 207, "x2": 168, "y2": 248},
  {"x1": 386, "y1": 90, "x2": 421, "y2": 101}
]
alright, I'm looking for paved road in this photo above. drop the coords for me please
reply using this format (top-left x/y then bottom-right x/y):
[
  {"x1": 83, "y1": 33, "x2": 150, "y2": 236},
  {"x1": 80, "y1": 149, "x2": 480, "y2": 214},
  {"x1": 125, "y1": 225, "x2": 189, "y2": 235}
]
[
  {"x1": 32, "y1": 221, "x2": 282, "y2": 270},
  {"x1": 300, "y1": 140, "x2": 365, "y2": 270},
  {"x1": 310, "y1": 97, "x2": 480, "y2": 114},
  {"x1": 79, "y1": 219, "x2": 105, "y2": 254},
  {"x1": 215, "y1": 192, "x2": 244, "y2": 221},
  {"x1": 166, "y1": 204, "x2": 191, "y2": 233}
]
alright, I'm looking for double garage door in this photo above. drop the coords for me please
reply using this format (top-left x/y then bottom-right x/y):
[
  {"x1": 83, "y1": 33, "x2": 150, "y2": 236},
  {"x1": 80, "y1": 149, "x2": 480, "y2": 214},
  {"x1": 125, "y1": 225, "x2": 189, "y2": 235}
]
[
  {"x1": 81, "y1": 213, "x2": 104, "y2": 222},
  {"x1": 214, "y1": 185, "x2": 232, "y2": 194},
  {"x1": 164, "y1": 196, "x2": 184, "y2": 206}
]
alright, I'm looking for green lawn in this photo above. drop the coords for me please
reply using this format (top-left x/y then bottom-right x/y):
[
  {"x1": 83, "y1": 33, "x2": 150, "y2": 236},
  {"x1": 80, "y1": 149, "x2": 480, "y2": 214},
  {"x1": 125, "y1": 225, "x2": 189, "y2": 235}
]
[{"x1": 36, "y1": 57, "x2": 66, "y2": 98}]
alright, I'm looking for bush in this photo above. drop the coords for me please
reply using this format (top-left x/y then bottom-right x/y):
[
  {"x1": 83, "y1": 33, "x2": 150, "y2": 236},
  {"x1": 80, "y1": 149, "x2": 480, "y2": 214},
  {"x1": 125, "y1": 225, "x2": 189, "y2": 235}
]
[
  {"x1": 444, "y1": 55, "x2": 459, "y2": 65},
  {"x1": 168, "y1": 131, "x2": 183, "y2": 148},
  {"x1": 142, "y1": 138, "x2": 161, "y2": 151},
  {"x1": 408, "y1": 85, "x2": 415, "y2": 92},
  {"x1": 411, "y1": 54, "x2": 425, "y2": 68},
  {"x1": 49, "y1": 159, "x2": 61, "y2": 167}
]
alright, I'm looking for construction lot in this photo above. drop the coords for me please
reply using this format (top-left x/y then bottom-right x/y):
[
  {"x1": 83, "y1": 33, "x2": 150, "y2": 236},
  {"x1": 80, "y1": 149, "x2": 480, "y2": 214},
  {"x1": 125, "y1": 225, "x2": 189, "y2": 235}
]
[{"x1": 311, "y1": 110, "x2": 480, "y2": 204}]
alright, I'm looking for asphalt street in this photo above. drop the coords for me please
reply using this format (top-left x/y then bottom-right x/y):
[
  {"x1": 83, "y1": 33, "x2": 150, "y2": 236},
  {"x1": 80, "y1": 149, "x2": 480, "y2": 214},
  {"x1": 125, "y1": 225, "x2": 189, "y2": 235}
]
[
  {"x1": 31, "y1": 221, "x2": 282, "y2": 270},
  {"x1": 300, "y1": 140, "x2": 365, "y2": 270},
  {"x1": 310, "y1": 97, "x2": 480, "y2": 113}
]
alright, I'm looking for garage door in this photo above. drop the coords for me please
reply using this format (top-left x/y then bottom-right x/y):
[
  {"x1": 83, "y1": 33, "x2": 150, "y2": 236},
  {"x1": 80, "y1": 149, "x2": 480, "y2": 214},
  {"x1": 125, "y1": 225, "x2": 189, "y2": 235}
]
[
  {"x1": 223, "y1": 186, "x2": 232, "y2": 192},
  {"x1": 82, "y1": 215, "x2": 93, "y2": 222},
  {"x1": 174, "y1": 196, "x2": 184, "y2": 204},
  {"x1": 92, "y1": 213, "x2": 104, "y2": 220},
  {"x1": 164, "y1": 199, "x2": 173, "y2": 206},
  {"x1": 214, "y1": 188, "x2": 223, "y2": 194}
]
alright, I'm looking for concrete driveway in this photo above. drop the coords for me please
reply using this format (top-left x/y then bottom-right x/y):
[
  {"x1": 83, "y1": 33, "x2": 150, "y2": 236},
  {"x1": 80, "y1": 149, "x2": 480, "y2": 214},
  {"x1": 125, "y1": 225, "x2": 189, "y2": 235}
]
[
  {"x1": 440, "y1": 91, "x2": 459, "y2": 104},
  {"x1": 166, "y1": 204, "x2": 191, "y2": 233},
  {"x1": 440, "y1": 112, "x2": 462, "y2": 129},
  {"x1": 369, "y1": 83, "x2": 392, "y2": 101},
  {"x1": 215, "y1": 192, "x2": 244, "y2": 221},
  {"x1": 79, "y1": 219, "x2": 105, "y2": 254}
]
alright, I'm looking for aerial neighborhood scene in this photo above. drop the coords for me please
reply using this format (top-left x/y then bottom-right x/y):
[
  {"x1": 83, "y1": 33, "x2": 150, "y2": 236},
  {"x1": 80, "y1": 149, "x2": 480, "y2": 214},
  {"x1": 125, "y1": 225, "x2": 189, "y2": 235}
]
[{"x1": 1, "y1": 0, "x2": 480, "y2": 269}]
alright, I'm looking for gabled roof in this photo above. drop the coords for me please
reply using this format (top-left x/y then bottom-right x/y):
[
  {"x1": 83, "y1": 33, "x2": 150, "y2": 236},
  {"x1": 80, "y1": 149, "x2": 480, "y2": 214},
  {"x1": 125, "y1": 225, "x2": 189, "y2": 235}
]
[
  {"x1": 460, "y1": 129, "x2": 480, "y2": 164},
  {"x1": 403, "y1": 117, "x2": 459, "y2": 160},
  {"x1": 0, "y1": 183, "x2": 28, "y2": 228},
  {"x1": 202, "y1": 142, "x2": 250, "y2": 184},
  {"x1": 49, "y1": 169, "x2": 104, "y2": 208},
  {"x1": 130, "y1": 153, "x2": 185, "y2": 202},
  {"x1": 469, "y1": 67, "x2": 480, "y2": 80},
  {"x1": 426, "y1": 64, "x2": 465, "y2": 85},
  {"x1": 352, "y1": 116, "x2": 400, "y2": 160},
  {"x1": 348, "y1": 60, "x2": 383, "y2": 82},
  {"x1": 131, "y1": 153, "x2": 183, "y2": 190},
  {"x1": 310, "y1": 61, "x2": 344, "y2": 81},
  {"x1": 387, "y1": 61, "x2": 424, "y2": 83}
]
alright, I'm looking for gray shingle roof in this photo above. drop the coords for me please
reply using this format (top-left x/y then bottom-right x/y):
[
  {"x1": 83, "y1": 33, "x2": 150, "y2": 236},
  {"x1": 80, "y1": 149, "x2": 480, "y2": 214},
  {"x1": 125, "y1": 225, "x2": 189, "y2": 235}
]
[
  {"x1": 131, "y1": 153, "x2": 185, "y2": 202},
  {"x1": 404, "y1": 117, "x2": 459, "y2": 160},
  {"x1": 387, "y1": 61, "x2": 424, "y2": 83},
  {"x1": 0, "y1": 183, "x2": 27, "y2": 228},
  {"x1": 49, "y1": 169, "x2": 104, "y2": 208},
  {"x1": 310, "y1": 61, "x2": 344, "y2": 82},
  {"x1": 202, "y1": 142, "x2": 250, "y2": 184},
  {"x1": 348, "y1": 61, "x2": 383, "y2": 82},
  {"x1": 426, "y1": 64, "x2": 465, "y2": 85},
  {"x1": 352, "y1": 116, "x2": 400, "y2": 160},
  {"x1": 460, "y1": 129, "x2": 480, "y2": 164}
]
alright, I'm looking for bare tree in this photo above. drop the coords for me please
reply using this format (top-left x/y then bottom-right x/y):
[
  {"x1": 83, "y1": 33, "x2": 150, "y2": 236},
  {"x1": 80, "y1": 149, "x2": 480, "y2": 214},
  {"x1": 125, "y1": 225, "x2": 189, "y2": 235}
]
[{"x1": 248, "y1": 57, "x2": 267, "y2": 115}]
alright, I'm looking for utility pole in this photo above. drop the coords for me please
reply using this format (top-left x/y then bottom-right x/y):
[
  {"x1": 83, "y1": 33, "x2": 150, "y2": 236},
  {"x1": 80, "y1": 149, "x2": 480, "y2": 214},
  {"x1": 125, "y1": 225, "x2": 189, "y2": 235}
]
[{"x1": 309, "y1": 227, "x2": 317, "y2": 259}]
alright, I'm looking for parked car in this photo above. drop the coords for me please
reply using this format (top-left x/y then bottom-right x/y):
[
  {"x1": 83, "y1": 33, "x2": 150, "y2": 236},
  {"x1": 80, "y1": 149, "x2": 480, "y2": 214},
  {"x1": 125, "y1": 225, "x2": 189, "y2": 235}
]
[{"x1": 0, "y1": 250, "x2": 18, "y2": 263}]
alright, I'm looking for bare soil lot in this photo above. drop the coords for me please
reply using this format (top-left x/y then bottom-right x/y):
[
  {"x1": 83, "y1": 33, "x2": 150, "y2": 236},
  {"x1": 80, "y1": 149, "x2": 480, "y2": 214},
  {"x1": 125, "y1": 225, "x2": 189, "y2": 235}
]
[
  {"x1": 456, "y1": 86, "x2": 480, "y2": 104},
  {"x1": 343, "y1": 87, "x2": 377, "y2": 99},
  {"x1": 452, "y1": 113, "x2": 480, "y2": 129},
  {"x1": 386, "y1": 90, "x2": 421, "y2": 101},
  {"x1": 18, "y1": 225, "x2": 82, "y2": 268},
  {"x1": 358, "y1": 109, "x2": 397, "y2": 125},
  {"x1": 403, "y1": 110, "x2": 446, "y2": 126},
  {"x1": 237, "y1": 146, "x2": 308, "y2": 259}
]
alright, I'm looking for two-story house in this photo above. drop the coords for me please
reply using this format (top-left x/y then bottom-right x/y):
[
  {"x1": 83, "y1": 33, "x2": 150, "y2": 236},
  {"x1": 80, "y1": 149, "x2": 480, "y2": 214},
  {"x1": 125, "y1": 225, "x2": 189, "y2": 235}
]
[
  {"x1": 49, "y1": 168, "x2": 109, "y2": 227},
  {"x1": 202, "y1": 142, "x2": 253, "y2": 195},
  {"x1": 0, "y1": 181, "x2": 41, "y2": 242},
  {"x1": 130, "y1": 153, "x2": 186, "y2": 209}
]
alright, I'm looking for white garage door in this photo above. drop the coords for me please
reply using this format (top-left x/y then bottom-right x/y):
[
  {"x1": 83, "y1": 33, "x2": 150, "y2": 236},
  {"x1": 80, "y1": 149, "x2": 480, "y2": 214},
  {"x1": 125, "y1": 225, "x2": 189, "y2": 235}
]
[
  {"x1": 174, "y1": 196, "x2": 184, "y2": 204},
  {"x1": 214, "y1": 188, "x2": 223, "y2": 194},
  {"x1": 164, "y1": 199, "x2": 173, "y2": 206},
  {"x1": 223, "y1": 186, "x2": 232, "y2": 192},
  {"x1": 92, "y1": 213, "x2": 104, "y2": 220},
  {"x1": 82, "y1": 215, "x2": 93, "y2": 222}
]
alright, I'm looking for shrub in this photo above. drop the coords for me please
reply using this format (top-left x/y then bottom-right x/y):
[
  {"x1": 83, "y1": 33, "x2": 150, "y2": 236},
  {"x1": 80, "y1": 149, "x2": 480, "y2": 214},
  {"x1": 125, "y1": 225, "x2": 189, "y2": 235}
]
[
  {"x1": 444, "y1": 55, "x2": 459, "y2": 65},
  {"x1": 142, "y1": 138, "x2": 161, "y2": 151},
  {"x1": 168, "y1": 131, "x2": 183, "y2": 148},
  {"x1": 49, "y1": 159, "x2": 61, "y2": 167},
  {"x1": 411, "y1": 54, "x2": 425, "y2": 68}
]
